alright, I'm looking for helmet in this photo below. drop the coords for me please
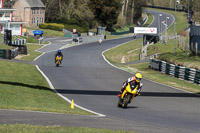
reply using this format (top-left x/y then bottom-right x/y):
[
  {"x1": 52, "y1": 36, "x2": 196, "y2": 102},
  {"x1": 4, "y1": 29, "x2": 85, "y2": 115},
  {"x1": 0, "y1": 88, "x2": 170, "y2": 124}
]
[
  {"x1": 58, "y1": 50, "x2": 61, "y2": 53},
  {"x1": 135, "y1": 73, "x2": 142, "y2": 82}
]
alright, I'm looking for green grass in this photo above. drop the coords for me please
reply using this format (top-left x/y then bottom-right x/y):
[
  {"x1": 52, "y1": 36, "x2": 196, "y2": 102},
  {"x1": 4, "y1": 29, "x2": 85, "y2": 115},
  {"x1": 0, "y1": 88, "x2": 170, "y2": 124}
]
[
  {"x1": 143, "y1": 13, "x2": 154, "y2": 27},
  {"x1": 25, "y1": 27, "x2": 64, "y2": 37},
  {"x1": 119, "y1": 62, "x2": 200, "y2": 94},
  {"x1": 146, "y1": 8, "x2": 189, "y2": 35},
  {"x1": 148, "y1": 37, "x2": 200, "y2": 70},
  {"x1": 104, "y1": 39, "x2": 143, "y2": 64},
  {"x1": 0, "y1": 44, "x2": 13, "y2": 49},
  {"x1": 115, "y1": 24, "x2": 135, "y2": 32},
  {"x1": 19, "y1": 44, "x2": 43, "y2": 61},
  {"x1": 103, "y1": 8, "x2": 200, "y2": 93},
  {"x1": 0, "y1": 124, "x2": 137, "y2": 133},
  {"x1": 0, "y1": 60, "x2": 92, "y2": 115}
]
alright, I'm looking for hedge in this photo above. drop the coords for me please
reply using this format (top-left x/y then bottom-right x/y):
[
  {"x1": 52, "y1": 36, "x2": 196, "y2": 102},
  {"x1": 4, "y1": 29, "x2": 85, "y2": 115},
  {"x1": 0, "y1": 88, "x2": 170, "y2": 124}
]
[
  {"x1": 39, "y1": 23, "x2": 64, "y2": 31},
  {"x1": 39, "y1": 23, "x2": 89, "y2": 33}
]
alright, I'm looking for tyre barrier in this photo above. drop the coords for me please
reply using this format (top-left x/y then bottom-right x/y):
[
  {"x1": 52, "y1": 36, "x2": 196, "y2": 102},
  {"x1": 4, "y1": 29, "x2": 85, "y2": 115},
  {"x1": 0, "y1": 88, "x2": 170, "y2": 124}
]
[
  {"x1": 0, "y1": 48, "x2": 18, "y2": 59},
  {"x1": 149, "y1": 58, "x2": 200, "y2": 85},
  {"x1": 12, "y1": 39, "x2": 26, "y2": 46},
  {"x1": 12, "y1": 45, "x2": 27, "y2": 55}
]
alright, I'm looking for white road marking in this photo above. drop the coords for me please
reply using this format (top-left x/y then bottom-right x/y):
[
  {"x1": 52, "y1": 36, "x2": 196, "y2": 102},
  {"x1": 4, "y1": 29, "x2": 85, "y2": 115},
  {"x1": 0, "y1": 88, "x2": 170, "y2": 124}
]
[{"x1": 35, "y1": 65, "x2": 106, "y2": 117}]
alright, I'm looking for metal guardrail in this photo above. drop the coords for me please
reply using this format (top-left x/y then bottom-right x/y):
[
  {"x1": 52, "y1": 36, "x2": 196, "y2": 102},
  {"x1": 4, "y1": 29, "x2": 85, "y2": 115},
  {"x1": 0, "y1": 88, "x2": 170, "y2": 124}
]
[{"x1": 149, "y1": 58, "x2": 200, "y2": 85}]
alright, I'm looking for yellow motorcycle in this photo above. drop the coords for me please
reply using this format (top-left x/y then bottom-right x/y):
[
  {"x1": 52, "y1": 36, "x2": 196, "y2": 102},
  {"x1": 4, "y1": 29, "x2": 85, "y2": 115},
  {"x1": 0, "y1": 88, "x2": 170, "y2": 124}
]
[
  {"x1": 118, "y1": 82, "x2": 142, "y2": 108},
  {"x1": 55, "y1": 55, "x2": 62, "y2": 67}
]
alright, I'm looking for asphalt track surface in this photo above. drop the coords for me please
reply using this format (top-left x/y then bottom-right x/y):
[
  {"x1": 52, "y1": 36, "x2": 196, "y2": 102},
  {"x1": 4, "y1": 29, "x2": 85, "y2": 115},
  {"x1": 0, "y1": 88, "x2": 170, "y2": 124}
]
[{"x1": 1, "y1": 10, "x2": 200, "y2": 133}]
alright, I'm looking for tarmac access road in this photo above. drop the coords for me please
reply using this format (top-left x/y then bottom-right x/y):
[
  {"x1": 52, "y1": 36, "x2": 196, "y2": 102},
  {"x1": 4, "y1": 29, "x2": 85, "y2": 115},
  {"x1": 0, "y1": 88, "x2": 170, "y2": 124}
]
[{"x1": 1, "y1": 10, "x2": 200, "y2": 133}]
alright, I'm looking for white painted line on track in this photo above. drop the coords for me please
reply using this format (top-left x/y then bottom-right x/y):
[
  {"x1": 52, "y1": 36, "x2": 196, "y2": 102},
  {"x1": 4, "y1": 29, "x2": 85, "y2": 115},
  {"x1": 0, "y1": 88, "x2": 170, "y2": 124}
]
[
  {"x1": 33, "y1": 52, "x2": 45, "y2": 61},
  {"x1": 35, "y1": 65, "x2": 106, "y2": 117}
]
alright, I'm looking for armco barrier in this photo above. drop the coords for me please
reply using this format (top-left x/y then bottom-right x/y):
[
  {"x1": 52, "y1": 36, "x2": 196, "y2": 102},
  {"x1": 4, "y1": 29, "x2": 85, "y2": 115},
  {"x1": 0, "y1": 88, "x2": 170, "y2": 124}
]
[{"x1": 150, "y1": 58, "x2": 200, "y2": 85}]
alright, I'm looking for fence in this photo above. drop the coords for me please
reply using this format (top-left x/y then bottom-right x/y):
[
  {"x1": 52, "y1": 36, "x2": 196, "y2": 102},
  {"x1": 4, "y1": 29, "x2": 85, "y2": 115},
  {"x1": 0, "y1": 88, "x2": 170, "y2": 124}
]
[{"x1": 149, "y1": 58, "x2": 200, "y2": 85}]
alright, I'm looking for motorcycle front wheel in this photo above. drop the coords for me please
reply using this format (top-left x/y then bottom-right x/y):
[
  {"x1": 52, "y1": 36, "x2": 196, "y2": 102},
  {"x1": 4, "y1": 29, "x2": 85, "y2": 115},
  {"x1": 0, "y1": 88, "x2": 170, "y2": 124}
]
[
  {"x1": 56, "y1": 61, "x2": 60, "y2": 67},
  {"x1": 122, "y1": 94, "x2": 131, "y2": 108}
]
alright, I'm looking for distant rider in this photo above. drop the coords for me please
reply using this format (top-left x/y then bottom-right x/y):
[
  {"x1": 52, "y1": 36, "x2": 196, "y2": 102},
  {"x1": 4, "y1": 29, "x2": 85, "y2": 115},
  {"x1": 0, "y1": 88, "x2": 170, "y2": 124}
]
[
  {"x1": 118, "y1": 73, "x2": 143, "y2": 97},
  {"x1": 55, "y1": 50, "x2": 63, "y2": 63}
]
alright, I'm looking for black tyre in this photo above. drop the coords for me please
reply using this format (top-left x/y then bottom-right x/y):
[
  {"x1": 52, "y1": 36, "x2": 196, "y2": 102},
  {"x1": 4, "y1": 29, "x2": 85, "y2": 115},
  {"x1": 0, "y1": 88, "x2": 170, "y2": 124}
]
[
  {"x1": 118, "y1": 98, "x2": 122, "y2": 107},
  {"x1": 122, "y1": 94, "x2": 131, "y2": 108},
  {"x1": 56, "y1": 61, "x2": 60, "y2": 67}
]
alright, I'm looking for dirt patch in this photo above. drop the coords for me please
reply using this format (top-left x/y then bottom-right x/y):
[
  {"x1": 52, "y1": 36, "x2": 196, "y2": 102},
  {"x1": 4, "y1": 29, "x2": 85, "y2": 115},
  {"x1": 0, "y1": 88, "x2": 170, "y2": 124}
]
[
  {"x1": 121, "y1": 56, "x2": 126, "y2": 63},
  {"x1": 15, "y1": 54, "x2": 30, "y2": 59}
]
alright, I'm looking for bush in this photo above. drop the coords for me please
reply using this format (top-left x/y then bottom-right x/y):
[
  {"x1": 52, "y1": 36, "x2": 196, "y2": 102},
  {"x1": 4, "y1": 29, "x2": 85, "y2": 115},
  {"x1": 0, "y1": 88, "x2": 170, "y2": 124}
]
[
  {"x1": 39, "y1": 23, "x2": 88, "y2": 33},
  {"x1": 39, "y1": 23, "x2": 64, "y2": 31}
]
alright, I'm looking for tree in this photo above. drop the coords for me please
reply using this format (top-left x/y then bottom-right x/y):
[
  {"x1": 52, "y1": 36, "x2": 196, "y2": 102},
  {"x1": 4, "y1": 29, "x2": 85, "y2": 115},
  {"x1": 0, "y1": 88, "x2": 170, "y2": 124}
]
[
  {"x1": 65, "y1": 0, "x2": 94, "y2": 27},
  {"x1": 89, "y1": 0, "x2": 121, "y2": 30}
]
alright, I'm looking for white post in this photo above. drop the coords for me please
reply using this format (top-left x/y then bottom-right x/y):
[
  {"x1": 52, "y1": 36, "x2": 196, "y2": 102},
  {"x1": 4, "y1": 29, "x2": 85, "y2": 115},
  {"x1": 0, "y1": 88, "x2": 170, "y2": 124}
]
[
  {"x1": 165, "y1": 17, "x2": 169, "y2": 43},
  {"x1": 159, "y1": 14, "x2": 162, "y2": 43}
]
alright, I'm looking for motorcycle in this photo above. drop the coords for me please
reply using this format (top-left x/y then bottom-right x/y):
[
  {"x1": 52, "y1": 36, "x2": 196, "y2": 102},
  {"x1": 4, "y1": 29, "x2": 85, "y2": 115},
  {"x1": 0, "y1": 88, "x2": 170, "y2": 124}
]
[
  {"x1": 118, "y1": 82, "x2": 142, "y2": 108},
  {"x1": 55, "y1": 55, "x2": 62, "y2": 67}
]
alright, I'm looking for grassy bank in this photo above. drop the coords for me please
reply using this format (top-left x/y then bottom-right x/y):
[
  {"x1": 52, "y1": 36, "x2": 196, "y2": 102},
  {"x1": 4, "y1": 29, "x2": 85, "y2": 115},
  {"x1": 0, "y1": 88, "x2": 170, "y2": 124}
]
[
  {"x1": 19, "y1": 43, "x2": 43, "y2": 61},
  {"x1": 119, "y1": 62, "x2": 200, "y2": 93},
  {"x1": 0, "y1": 42, "x2": 93, "y2": 115},
  {"x1": 0, "y1": 124, "x2": 137, "y2": 133},
  {"x1": 147, "y1": 8, "x2": 189, "y2": 35},
  {"x1": 103, "y1": 8, "x2": 200, "y2": 93},
  {"x1": 25, "y1": 27, "x2": 64, "y2": 37},
  {"x1": 143, "y1": 13, "x2": 154, "y2": 27},
  {"x1": 104, "y1": 39, "x2": 142, "y2": 64},
  {"x1": 0, "y1": 60, "x2": 92, "y2": 115}
]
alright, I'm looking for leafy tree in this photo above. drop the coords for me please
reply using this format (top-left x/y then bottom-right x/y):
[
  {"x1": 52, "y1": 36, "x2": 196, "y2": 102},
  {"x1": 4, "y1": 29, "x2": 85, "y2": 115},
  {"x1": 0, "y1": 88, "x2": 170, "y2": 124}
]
[
  {"x1": 89, "y1": 0, "x2": 121, "y2": 30},
  {"x1": 65, "y1": 0, "x2": 94, "y2": 28}
]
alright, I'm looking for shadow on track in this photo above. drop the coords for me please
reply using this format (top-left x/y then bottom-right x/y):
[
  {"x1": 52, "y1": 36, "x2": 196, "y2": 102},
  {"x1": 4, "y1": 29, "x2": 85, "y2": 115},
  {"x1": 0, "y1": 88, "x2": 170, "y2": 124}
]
[
  {"x1": 0, "y1": 81, "x2": 52, "y2": 91},
  {"x1": 55, "y1": 89, "x2": 200, "y2": 98}
]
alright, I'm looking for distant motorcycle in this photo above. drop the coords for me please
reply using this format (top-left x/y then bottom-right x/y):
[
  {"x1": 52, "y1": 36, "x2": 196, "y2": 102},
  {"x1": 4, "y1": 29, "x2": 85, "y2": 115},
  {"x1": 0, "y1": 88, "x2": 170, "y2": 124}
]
[
  {"x1": 55, "y1": 55, "x2": 62, "y2": 67},
  {"x1": 118, "y1": 82, "x2": 142, "y2": 108}
]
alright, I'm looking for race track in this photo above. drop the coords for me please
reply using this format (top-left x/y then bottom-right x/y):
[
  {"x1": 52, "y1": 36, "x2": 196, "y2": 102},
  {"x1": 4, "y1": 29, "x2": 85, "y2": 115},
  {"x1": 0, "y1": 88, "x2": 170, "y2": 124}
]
[{"x1": 1, "y1": 10, "x2": 200, "y2": 133}]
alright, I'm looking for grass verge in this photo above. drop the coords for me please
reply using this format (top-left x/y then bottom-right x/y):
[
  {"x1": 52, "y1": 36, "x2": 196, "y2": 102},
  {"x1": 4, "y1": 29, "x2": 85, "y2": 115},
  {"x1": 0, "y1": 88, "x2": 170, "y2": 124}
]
[
  {"x1": 104, "y1": 39, "x2": 142, "y2": 64},
  {"x1": 103, "y1": 7, "x2": 200, "y2": 93},
  {"x1": 0, "y1": 124, "x2": 137, "y2": 133},
  {"x1": 143, "y1": 13, "x2": 154, "y2": 27},
  {"x1": 0, "y1": 44, "x2": 13, "y2": 49},
  {"x1": 146, "y1": 8, "x2": 189, "y2": 35},
  {"x1": 25, "y1": 27, "x2": 64, "y2": 37},
  {"x1": 118, "y1": 62, "x2": 200, "y2": 94},
  {"x1": 0, "y1": 60, "x2": 92, "y2": 115},
  {"x1": 19, "y1": 44, "x2": 44, "y2": 61}
]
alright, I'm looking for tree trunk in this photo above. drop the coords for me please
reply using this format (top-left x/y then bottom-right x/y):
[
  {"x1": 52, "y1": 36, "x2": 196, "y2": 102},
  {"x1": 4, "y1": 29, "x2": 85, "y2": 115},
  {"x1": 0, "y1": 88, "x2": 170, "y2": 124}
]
[
  {"x1": 58, "y1": 0, "x2": 62, "y2": 14},
  {"x1": 125, "y1": 0, "x2": 129, "y2": 16},
  {"x1": 121, "y1": 0, "x2": 125, "y2": 16},
  {"x1": 131, "y1": 0, "x2": 134, "y2": 23}
]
